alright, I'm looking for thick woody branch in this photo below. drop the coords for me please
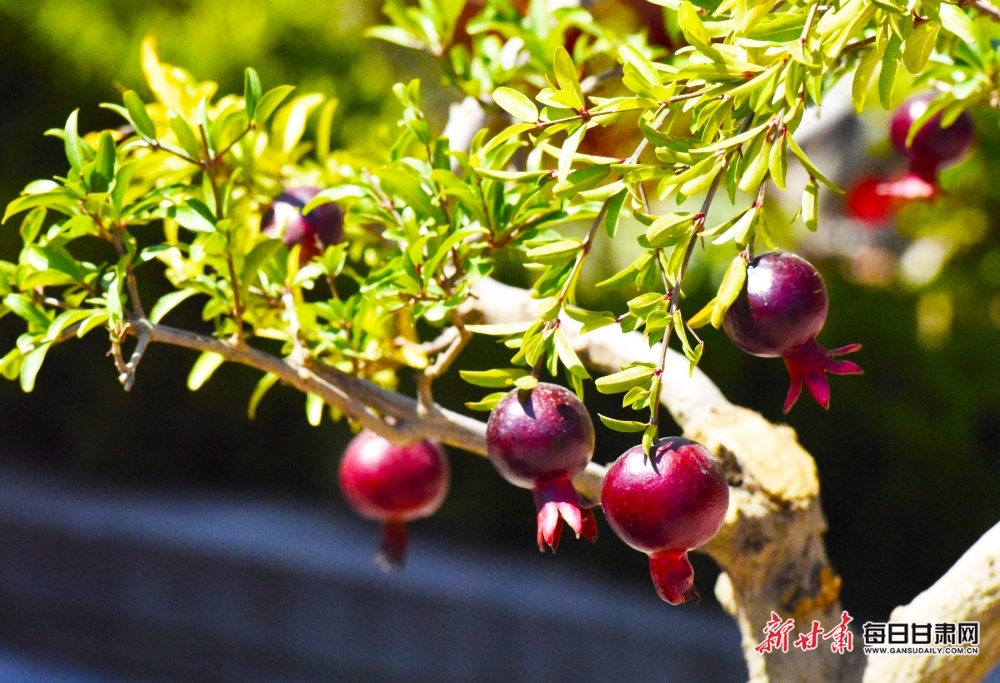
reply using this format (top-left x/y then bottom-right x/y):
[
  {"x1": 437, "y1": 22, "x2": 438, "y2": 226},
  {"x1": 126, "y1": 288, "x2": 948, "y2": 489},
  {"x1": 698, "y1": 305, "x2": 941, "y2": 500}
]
[{"x1": 862, "y1": 520, "x2": 1000, "y2": 682}]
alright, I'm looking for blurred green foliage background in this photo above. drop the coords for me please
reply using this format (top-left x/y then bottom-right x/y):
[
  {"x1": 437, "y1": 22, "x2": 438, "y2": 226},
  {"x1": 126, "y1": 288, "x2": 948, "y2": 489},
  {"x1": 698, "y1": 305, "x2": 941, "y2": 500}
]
[{"x1": 0, "y1": 0, "x2": 999, "y2": 623}]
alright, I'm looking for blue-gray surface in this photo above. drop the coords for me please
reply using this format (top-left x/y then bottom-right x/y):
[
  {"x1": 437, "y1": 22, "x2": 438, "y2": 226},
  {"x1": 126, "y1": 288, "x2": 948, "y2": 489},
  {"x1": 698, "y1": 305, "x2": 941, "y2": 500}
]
[{"x1": 0, "y1": 464, "x2": 746, "y2": 683}]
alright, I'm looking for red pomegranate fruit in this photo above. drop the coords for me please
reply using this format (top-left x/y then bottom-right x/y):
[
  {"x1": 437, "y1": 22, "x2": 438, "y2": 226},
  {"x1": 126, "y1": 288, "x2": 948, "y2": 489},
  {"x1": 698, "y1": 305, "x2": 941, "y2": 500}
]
[
  {"x1": 601, "y1": 437, "x2": 729, "y2": 605},
  {"x1": 338, "y1": 429, "x2": 450, "y2": 568},
  {"x1": 261, "y1": 187, "x2": 343, "y2": 265},
  {"x1": 723, "y1": 252, "x2": 862, "y2": 412},
  {"x1": 486, "y1": 382, "x2": 597, "y2": 552},
  {"x1": 880, "y1": 93, "x2": 975, "y2": 199}
]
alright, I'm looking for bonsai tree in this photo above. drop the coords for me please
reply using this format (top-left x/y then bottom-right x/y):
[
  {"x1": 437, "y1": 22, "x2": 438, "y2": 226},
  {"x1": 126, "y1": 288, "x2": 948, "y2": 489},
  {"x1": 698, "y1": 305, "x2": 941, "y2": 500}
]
[{"x1": 3, "y1": 1, "x2": 999, "y2": 680}]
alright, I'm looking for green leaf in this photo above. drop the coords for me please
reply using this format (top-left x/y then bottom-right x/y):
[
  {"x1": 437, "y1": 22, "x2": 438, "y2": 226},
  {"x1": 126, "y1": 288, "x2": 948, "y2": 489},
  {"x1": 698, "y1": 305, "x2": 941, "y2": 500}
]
[
  {"x1": 305, "y1": 392, "x2": 324, "y2": 427},
  {"x1": 149, "y1": 287, "x2": 200, "y2": 324},
  {"x1": 646, "y1": 212, "x2": 695, "y2": 248},
  {"x1": 525, "y1": 239, "x2": 582, "y2": 264},
  {"x1": 62, "y1": 109, "x2": 87, "y2": 174},
  {"x1": 878, "y1": 34, "x2": 903, "y2": 110},
  {"x1": 91, "y1": 130, "x2": 117, "y2": 193},
  {"x1": 786, "y1": 134, "x2": 842, "y2": 191},
  {"x1": 240, "y1": 238, "x2": 284, "y2": 302},
  {"x1": 712, "y1": 254, "x2": 747, "y2": 328},
  {"x1": 124, "y1": 90, "x2": 157, "y2": 140},
  {"x1": 168, "y1": 201, "x2": 217, "y2": 232},
  {"x1": 605, "y1": 187, "x2": 628, "y2": 238},
  {"x1": 459, "y1": 367, "x2": 529, "y2": 388},
  {"x1": 492, "y1": 87, "x2": 539, "y2": 122},
  {"x1": 678, "y1": 2, "x2": 723, "y2": 61},
  {"x1": 248, "y1": 372, "x2": 278, "y2": 419},
  {"x1": 598, "y1": 414, "x2": 648, "y2": 433},
  {"x1": 642, "y1": 423, "x2": 658, "y2": 457},
  {"x1": 552, "y1": 46, "x2": 585, "y2": 111},
  {"x1": 19, "y1": 342, "x2": 50, "y2": 393},
  {"x1": 3, "y1": 294, "x2": 50, "y2": 328},
  {"x1": 254, "y1": 85, "x2": 296, "y2": 125},
  {"x1": 554, "y1": 328, "x2": 589, "y2": 379},
  {"x1": 595, "y1": 364, "x2": 656, "y2": 394},
  {"x1": 852, "y1": 44, "x2": 881, "y2": 114},
  {"x1": 939, "y1": 4, "x2": 975, "y2": 43},
  {"x1": 465, "y1": 391, "x2": 507, "y2": 412},
  {"x1": 903, "y1": 23, "x2": 941, "y2": 75},
  {"x1": 187, "y1": 351, "x2": 225, "y2": 391},
  {"x1": 802, "y1": 177, "x2": 820, "y2": 232},
  {"x1": 465, "y1": 321, "x2": 535, "y2": 336},
  {"x1": 244, "y1": 67, "x2": 263, "y2": 120},
  {"x1": 168, "y1": 111, "x2": 203, "y2": 159},
  {"x1": 513, "y1": 375, "x2": 539, "y2": 391}
]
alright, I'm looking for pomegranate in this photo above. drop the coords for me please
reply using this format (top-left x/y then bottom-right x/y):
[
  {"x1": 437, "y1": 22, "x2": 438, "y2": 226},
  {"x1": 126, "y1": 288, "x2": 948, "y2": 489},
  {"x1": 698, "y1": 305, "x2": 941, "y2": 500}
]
[
  {"x1": 338, "y1": 429, "x2": 450, "y2": 568},
  {"x1": 723, "y1": 252, "x2": 862, "y2": 412},
  {"x1": 261, "y1": 186, "x2": 343, "y2": 264},
  {"x1": 486, "y1": 382, "x2": 597, "y2": 552},
  {"x1": 601, "y1": 437, "x2": 729, "y2": 605},
  {"x1": 880, "y1": 93, "x2": 975, "y2": 199}
]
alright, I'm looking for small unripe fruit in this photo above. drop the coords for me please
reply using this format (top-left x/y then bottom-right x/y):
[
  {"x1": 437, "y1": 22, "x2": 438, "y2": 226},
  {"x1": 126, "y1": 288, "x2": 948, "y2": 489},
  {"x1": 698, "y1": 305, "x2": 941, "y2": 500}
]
[
  {"x1": 486, "y1": 382, "x2": 597, "y2": 552},
  {"x1": 261, "y1": 187, "x2": 343, "y2": 265},
  {"x1": 601, "y1": 437, "x2": 729, "y2": 605},
  {"x1": 338, "y1": 430, "x2": 450, "y2": 568}
]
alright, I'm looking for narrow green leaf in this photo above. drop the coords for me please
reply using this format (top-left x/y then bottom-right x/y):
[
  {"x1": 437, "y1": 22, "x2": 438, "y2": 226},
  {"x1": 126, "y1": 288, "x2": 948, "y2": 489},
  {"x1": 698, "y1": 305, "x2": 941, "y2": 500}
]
[
  {"x1": 248, "y1": 372, "x2": 278, "y2": 419},
  {"x1": 678, "y1": 2, "x2": 722, "y2": 61},
  {"x1": 878, "y1": 35, "x2": 903, "y2": 110},
  {"x1": 3, "y1": 294, "x2": 50, "y2": 328},
  {"x1": 595, "y1": 364, "x2": 656, "y2": 394},
  {"x1": 642, "y1": 423, "x2": 658, "y2": 458},
  {"x1": 91, "y1": 131, "x2": 117, "y2": 193},
  {"x1": 598, "y1": 414, "x2": 648, "y2": 433},
  {"x1": 254, "y1": 85, "x2": 295, "y2": 125},
  {"x1": 240, "y1": 238, "x2": 284, "y2": 302},
  {"x1": 465, "y1": 391, "x2": 508, "y2": 412},
  {"x1": 460, "y1": 367, "x2": 529, "y2": 388},
  {"x1": 802, "y1": 177, "x2": 820, "y2": 232},
  {"x1": 124, "y1": 90, "x2": 157, "y2": 140},
  {"x1": 514, "y1": 374, "x2": 540, "y2": 392},
  {"x1": 606, "y1": 187, "x2": 628, "y2": 238},
  {"x1": 63, "y1": 109, "x2": 86, "y2": 174},
  {"x1": 187, "y1": 351, "x2": 225, "y2": 391},
  {"x1": 19, "y1": 342, "x2": 50, "y2": 393},
  {"x1": 305, "y1": 392, "x2": 324, "y2": 427},
  {"x1": 646, "y1": 212, "x2": 695, "y2": 248},
  {"x1": 553, "y1": 46, "x2": 585, "y2": 110},
  {"x1": 150, "y1": 288, "x2": 200, "y2": 324},
  {"x1": 712, "y1": 254, "x2": 747, "y2": 328},
  {"x1": 493, "y1": 87, "x2": 539, "y2": 122},
  {"x1": 768, "y1": 132, "x2": 788, "y2": 191},
  {"x1": 852, "y1": 44, "x2": 882, "y2": 114},
  {"x1": 168, "y1": 111, "x2": 203, "y2": 159},
  {"x1": 244, "y1": 67, "x2": 263, "y2": 120},
  {"x1": 786, "y1": 134, "x2": 842, "y2": 191},
  {"x1": 903, "y1": 23, "x2": 941, "y2": 75},
  {"x1": 939, "y1": 4, "x2": 975, "y2": 43},
  {"x1": 526, "y1": 239, "x2": 582, "y2": 264},
  {"x1": 554, "y1": 328, "x2": 589, "y2": 379}
]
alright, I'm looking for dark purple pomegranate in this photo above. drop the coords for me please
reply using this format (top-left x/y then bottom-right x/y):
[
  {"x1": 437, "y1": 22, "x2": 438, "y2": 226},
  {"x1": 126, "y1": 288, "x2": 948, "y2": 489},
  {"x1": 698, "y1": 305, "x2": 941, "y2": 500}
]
[
  {"x1": 723, "y1": 252, "x2": 862, "y2": 412},
  {"x1": 601, "y1": 437, "x2": 729, "y2": 605},
  {"x1": 882, "y1": 93, "x2": 975, "y2": 198},
  {"x1": 338, "y1": 429, "x2": 450, "y2": 568},
  {"x1": 486, "y1": 382, "x2": 597, "y2": 552},
  {"x1": 261, "y1": 187, "x2": 343, "y2": 265}
]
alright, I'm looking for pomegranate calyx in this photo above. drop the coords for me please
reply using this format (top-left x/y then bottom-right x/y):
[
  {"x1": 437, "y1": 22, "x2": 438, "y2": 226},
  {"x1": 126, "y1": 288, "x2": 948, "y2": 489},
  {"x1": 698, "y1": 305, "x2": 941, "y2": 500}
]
[
  {"x1": 532, "y1": 477, "x2": 597, "y2": 553},
  {"x1": 648, "y1": 549, "x2": 698, "y2": 605},
  {"x1": 782, "y1": 339, "x2": 863, "y2": 413},
  {"x1": 875, "y1": 171, "x2": 937, "y2": 200}
]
